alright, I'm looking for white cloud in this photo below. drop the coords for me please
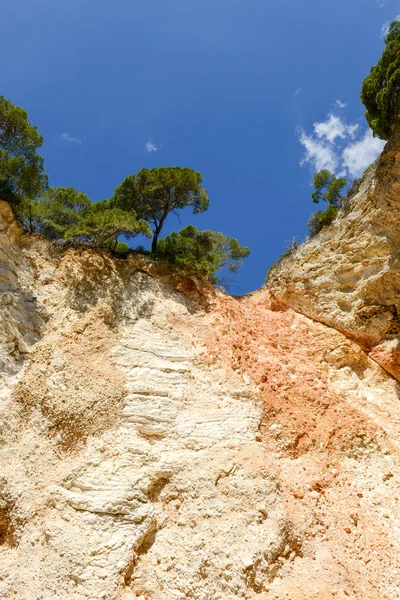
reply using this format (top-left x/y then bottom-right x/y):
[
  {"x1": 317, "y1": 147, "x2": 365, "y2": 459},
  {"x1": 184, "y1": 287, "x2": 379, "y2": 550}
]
[
  {"x1": 145, "y1": 140, "x2": 159, "y2": 152},
  {"x1": 299, "y1": 131, "x2": 338, "y2": 173},
  {"x1": 293, "y1": 88, "x2": 301, "y2": 97},
  {"x1": 381, "y1": 15, "x2": 400, "y2": 37},
  {"x1": 299, "y1": 110, "x2": 385, "y2": 179},
  {"x1": 381, "y1": 21, "x2": 390, "y2": 37},
  {"x1": 60, "y1": 132, "x2": 81, "y2": 144},
  {"x1": 314, "y1": 113, "x2": 358, "y2": 143},
  {"x1": 342, "y1": 129, "x2": 385, "y2": 178},
  {"x1": 335, "y1": 99, "x2": 346, "y2": 108}
]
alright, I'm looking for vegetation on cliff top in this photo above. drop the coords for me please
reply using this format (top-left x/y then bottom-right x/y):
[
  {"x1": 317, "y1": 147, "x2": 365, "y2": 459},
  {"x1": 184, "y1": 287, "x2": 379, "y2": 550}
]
[
  {"x1": 266, "y1": 171, "x2": 351, "y2": 281},
  {"x1": 266, "y1": 14, "x2": 400, "y2": 282},
  {"x1": 307, "y1": 169, "x2": 347, "y2": 237},
  {"x1": 361, "y1": 20, "x2": 400, "y2": 140},
  {"x1": 155, "y1": 225, "x2": 250, "y2": 282},
  {"x1": 112, "y1": 167, "x2": 210, "y2": 253},
  {"x1": 3, "y1": 16, "x2": 397, "y2": 288},
  {"x1": 0, "y1": 96, "x2": 47, "y2": 208},
  {"x1": 0, "y1": 96, "x2": 249, "y2": 285}
]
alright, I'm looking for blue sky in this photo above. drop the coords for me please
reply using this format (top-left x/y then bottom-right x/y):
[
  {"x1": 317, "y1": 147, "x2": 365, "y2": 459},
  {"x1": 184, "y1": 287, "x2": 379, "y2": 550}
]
[{"x1": 0, "y1": 0, "x2": 397, "y2": 293}]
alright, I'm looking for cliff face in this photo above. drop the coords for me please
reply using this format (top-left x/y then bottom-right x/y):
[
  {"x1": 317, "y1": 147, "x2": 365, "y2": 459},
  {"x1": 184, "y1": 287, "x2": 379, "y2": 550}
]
[
  {"x1": 1, "y1": 195, "x2": 400, "y2": 600},
  {"x1": 268, "y1": 134, "x2": 400, "y2": 382}
]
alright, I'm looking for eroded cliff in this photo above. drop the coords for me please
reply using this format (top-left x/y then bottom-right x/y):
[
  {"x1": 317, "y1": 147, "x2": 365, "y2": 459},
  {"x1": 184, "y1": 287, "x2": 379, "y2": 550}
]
[
  {"x1": 268, "y1": 133, "x2": 400, "y2": 383},
  {"x1": 1, "y1": 194, "x2": 400, "y2": 600}
]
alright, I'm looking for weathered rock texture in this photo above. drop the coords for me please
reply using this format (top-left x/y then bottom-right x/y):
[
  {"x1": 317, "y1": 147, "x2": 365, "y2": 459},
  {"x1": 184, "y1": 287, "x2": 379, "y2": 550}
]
[
  {"x1": 268, "y1": 134, "x2": 400, "y2": 383},
  {"x1": 1, "y1": 198, "x2": 400, "y2": 600}
]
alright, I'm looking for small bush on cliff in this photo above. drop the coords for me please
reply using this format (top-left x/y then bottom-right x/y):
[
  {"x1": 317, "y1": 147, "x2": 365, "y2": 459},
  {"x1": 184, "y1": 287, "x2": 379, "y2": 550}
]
[
  {"x1": 0, "y1": 95, "x2": 48, "y2": 208},
  {"x1": 307, "y1": 169, "x2": 347, "y2": 237},
  {"x1": 112, "y1": 167, "x2": 210, "y2": 252},
  {"x1": 307, "y1": 204, "x2": 338, "y2": 237},
  {"x1": 312, "y1": 169, "x2": 347, "y2": 207},
  {"x1": 361, "y1": 20, "x2": 400, "y2": 140},
  {"x1": 155, "y1": 225, "x2": 250, "y2": 281},
  {"x1": 103, "y1": 239, "x2": 130, "y2": 256}
]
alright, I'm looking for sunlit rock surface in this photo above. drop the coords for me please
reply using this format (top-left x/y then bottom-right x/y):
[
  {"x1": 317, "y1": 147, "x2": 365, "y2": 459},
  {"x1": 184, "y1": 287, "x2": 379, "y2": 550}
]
[
  {"x1": 268, "y1": 134, "x2": 400, "y2": 383},
  {"x1": 1, "y1": 198, "x2": 400, "y2": 599}
]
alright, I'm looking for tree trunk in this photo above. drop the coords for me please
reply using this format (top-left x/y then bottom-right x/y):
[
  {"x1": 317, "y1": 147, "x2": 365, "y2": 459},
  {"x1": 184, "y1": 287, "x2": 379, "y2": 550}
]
[
  {"x1": 151, "y1": 216, "x2": 167, "y2": 253},
  {"x1": 151, "y1": 232, "x2": 159, "y2": 253}
]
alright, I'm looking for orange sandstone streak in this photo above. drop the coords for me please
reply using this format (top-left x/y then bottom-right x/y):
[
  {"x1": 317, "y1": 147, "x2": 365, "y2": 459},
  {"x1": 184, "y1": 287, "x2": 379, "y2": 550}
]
[{"x1": 206, "y1": 288, "x2": 379, "y2": 458}]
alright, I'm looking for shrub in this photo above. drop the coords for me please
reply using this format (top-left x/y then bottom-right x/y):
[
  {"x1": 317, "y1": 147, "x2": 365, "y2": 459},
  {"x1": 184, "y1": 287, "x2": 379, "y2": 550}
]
[
  {"x1": 155, "y1": 225, "x2": 249, "y2": 281},
  {"x1": 307, "y1": 204, "x2": 338, "y2": 237},
  {"x1": 312, "y1": 170, "x2": 347, "y2": 207},
  {"x1": 104, "y1": 239, "x2": 130, "y2": 255}
]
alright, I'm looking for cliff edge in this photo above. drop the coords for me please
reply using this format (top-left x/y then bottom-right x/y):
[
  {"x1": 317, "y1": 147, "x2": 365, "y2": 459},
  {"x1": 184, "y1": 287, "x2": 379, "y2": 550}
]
[{"x1": 268, "y1": 134, "x2": 400, "y2": 382}]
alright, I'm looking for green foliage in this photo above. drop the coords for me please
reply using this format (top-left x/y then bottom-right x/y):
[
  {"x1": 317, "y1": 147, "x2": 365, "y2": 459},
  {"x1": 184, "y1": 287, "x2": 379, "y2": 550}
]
[
  {"x1": 307, "y1": 204, "x2": 338, "y2": 237},
  {"x1": 307, "y1": 169, "x2": 346, "y2": 237},
  {"x1": 155, "y1": 225, "x2": 250, "y2": 280},
  {"x1": 113, "y1": 167, "x2": 210, "y2": 252},
  {"x1": 15, "y1": 182, "x2": 150, "y2": 250},
  {"x1": 103, "y1": 238, "x2": 130, "y2": 255},
  {"x1": 0, "y1": 96, "x2": 47, "y2": 207},
  {"x1": 361, "y1": 20, "x2": 400, "y2": 140},
  {"x1": 39, "y1": 186, "x2": 92, "y2": 239},
  {"x1": 312, "y1": 169, "x2": 347, "y2": 206},
  {"x1": 134, "y1": 244, "x2": 149, "y2": 255},
  {"x1": 0, "y1": 96, "x2": 250, "y2": 285},
  {"x1": 13, "y1": 197, "x2": 43, "y2": 232},
  {"x1": 65, "y1": 198, "x2": 151, "y2": 246}
]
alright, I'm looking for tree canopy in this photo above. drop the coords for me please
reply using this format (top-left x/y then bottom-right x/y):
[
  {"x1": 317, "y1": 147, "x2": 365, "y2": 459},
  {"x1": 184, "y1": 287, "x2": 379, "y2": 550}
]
[
  {"x1": 155, "y1": 225, "x2": 250, "y2": 281},
  {"x1": 0, "y1": 95, "x2": 47, "y2": 206},
  {"x1": 65, "y1": 198, "x2": 151, "y2": 246},
  {"x1": 1, "y1": 96, "x2": 250, "y2": 284},
  {"x1": 361, "y1": 20, "x2": 400, "y2": 140},
  {"x1": 14, "y1": 197, "x2": 43, "y2": 233},
  {"x1": 113, "y1": 167, "x2": 210, "y2": 252},
  {"x1": 39, "y1": 186, "x2": 92, "y2": 239}
]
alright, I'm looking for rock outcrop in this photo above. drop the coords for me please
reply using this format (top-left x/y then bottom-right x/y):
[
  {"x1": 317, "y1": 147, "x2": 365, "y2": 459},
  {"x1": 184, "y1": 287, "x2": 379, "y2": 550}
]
[
  {"x1": 268, "y1": 133, "x2": 400, "y2": 383},
  {"x1": 1, "y1": 197, "x2": 400, "y2": 600}
]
